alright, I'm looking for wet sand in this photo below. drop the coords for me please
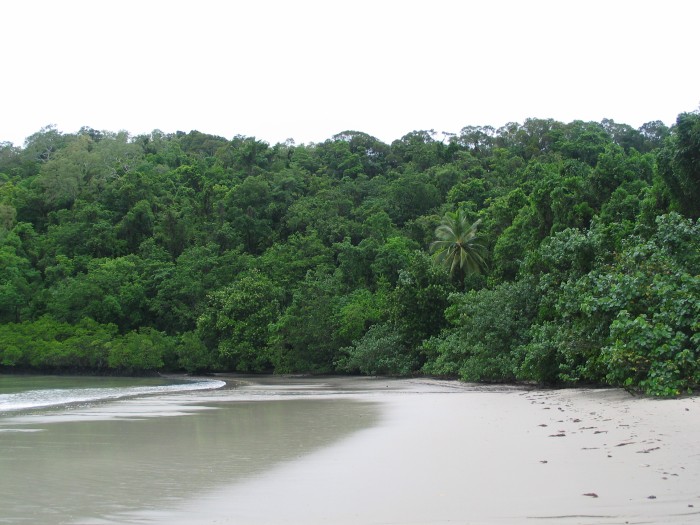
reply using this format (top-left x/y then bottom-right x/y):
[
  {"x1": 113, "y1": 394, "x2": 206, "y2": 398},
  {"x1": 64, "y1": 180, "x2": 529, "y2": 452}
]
[
  {"x1": 3, "y1": 376, "x2": 699, "y2": 524},
  {"x1": 90, "y1": 377, "x2": 700, "y2": 525},
  {"x1": 0, "y1": 378, "x2": 378, "y2": 525}
]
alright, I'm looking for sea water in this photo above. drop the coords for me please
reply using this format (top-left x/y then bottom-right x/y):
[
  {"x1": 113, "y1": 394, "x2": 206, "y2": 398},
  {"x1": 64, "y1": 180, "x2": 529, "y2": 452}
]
[
  {"x1": 0, "y1": 375, "x2": 226, "y2": 413},
  {"x1": 0, "y1": 375, "x2": 379, "y2": 525}
]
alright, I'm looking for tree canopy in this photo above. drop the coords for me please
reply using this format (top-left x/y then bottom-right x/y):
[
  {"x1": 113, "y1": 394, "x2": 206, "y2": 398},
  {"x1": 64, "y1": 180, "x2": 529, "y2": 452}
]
[{"x1": 0, "y1": 113, "x2": 698, "y2": 396}]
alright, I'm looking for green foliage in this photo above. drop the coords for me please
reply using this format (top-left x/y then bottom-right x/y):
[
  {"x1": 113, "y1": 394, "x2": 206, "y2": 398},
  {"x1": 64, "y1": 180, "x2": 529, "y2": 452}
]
[
  {"x1": 658, "y1": 111, "x2": 700, "y2": 218},
  {"x1": 491, "y1": 204, "x2": 539, "y2": 280},
  {"x1": 117, "y1": 200, "x2": 155, "y2": 252},
  {"x1": 334, "y1": 288, "x2": 386, "y2": 344},
  {"x1": 336, "y1": 322, "x2": 415, "y2": 376},
  {"x1": 423, "y1": 278, "x2": 537, "y2": 382},
  {"x1": 170, "y1": 332, "x2": 215, "y2": 373},
  {"x1": 387, "y1": 171, "x2": 441, "y2": 225},
  {"x1": 148, "y1": 244, "x2": 246, "y2": 334},
  {"x1": 0, "y1": 234, "x2": 40, "y2": 322},
  {"x1": 0, "y1": 116, "x2": 697, "y2": 396},
  {"x1": 269, "y1": 270, "x2": 345, "y2": 373},
  {"x1": 255, "y1": 231, "x2": 333, "y2": 297},
  {"x1": 44, "y1": 201, "x2": 125, "y2": 258},
  {"x1": 430, "y1": 209, "x2": 486, "y2": 282},
  {"x1": 197, "y1": 270, "x2": 282, "y2": 372},
  {"x1": 371, "y1": 235, "x2": 418, "y2": 287},
  {"x1": 391, "y1": 130, "x2": 444, "y2": 170},
  {"x1": 45, "y1": 255, "x2": 149, "y2": 331},
  {"x1": 388, "y1": 252, "x2": 455, "y2": 356},
  {"x1": 284, "y1": 189, "x2": 355, "y2": 244},
  {"x1": 447, "y1": 178, "x2": 490, "y2": 208},
  {"x1": 518, "y1": 213, "x2": 700, "y2": 395},
  {"x1": 107, "y1": 327, "x2": 170, "y2": 373},
  {"x1": 590, "y1": 145, "x2": 653, "y2": 206},
  {"x1": 556, "y1": 121, "x2": 612, "y2": 166},
  {"x1": 334, "y1": 237, "x2": 379, "y2": 289},
  {"x1": 0, "y1": 317, "x2": 172, "y2": 373},
  {"x1": 594, "y1": 214, "x2": 700, "y2": 395}
]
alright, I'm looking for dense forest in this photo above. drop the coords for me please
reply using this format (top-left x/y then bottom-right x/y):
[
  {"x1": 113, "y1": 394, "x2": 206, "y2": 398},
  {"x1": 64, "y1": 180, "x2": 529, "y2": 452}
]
[{"x1": 1, "y1": 112, "x2": 699, "y2": 396}]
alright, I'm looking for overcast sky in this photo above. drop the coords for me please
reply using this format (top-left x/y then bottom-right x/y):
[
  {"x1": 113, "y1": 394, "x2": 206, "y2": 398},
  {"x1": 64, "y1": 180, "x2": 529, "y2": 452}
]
[{"x1": 2, "y1": 0, "x2": 698, "y2": 147}]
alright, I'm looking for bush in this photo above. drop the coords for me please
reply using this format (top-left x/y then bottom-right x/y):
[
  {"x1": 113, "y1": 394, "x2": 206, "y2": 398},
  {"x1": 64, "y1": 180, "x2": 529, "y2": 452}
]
[
  {"x1": 335, "y1": 322, "x2": 416, "y2": 376},
  {"x1": 422, "y1": 279, "x2": 537, "y2": 382},
  {"x1": 107, "y1": 328, "x2": 169, "y2": 373}
]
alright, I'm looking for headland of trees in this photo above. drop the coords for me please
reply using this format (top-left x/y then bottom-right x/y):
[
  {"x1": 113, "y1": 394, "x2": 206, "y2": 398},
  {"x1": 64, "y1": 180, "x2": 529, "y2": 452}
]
[{"x1": 1, "y1": 112, "x2": 698, "y2": 396}]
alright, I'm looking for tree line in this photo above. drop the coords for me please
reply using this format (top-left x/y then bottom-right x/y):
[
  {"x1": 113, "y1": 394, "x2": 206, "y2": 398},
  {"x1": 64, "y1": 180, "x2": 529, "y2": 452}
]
[{"x1": 0, "y1": 113, "x2": 698, "y2": 396}]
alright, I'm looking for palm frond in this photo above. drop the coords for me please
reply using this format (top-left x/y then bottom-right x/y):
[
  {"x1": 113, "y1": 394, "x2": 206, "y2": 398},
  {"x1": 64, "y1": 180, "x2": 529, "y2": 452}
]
[{"x1": 431, "y1": 211, "x2": 486, "y2": 278}]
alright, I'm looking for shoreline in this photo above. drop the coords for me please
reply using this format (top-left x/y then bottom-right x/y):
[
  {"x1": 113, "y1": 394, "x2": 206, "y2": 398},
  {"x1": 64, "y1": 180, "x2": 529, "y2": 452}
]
[
  {"x1": 96, "y1": 377, "x2": 700, "y2": 525},
  {"x1": 1, "y1": 377, "x2": 382, "y2": 525}
]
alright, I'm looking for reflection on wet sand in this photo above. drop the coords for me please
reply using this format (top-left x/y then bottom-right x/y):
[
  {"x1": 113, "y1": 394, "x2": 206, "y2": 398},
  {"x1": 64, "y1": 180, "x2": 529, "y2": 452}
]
[{"x1": 0, "y1": 379, "x2": 379, "y2": 525}]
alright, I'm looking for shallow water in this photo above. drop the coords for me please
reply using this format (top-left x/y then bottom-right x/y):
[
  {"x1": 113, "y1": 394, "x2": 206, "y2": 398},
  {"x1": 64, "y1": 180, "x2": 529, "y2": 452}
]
[
  {"x1": 0, "y1": 375, "x2": 380, "y2": 525},
  {"x1": 0, "y1": 375, "x2": 226, "y2": 412}
]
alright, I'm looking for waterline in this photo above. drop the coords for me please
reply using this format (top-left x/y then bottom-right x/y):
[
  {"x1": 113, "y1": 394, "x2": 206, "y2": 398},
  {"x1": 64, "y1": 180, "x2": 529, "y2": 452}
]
[
  {"x1": 0, "y1": 375, "x2": 225, "y2": 413},
  {"x1": 0, "y1": 375, "x2": 381, "y2": 525}
]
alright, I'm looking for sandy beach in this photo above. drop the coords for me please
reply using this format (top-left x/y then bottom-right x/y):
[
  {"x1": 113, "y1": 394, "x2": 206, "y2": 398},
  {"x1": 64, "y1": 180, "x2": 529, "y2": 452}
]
[
  {"x1": 2, "y1": 376, "x2": 699, "y2": 524},
  {"x1": 80, "y1": 376, "x2": 700, "y2": 525}
]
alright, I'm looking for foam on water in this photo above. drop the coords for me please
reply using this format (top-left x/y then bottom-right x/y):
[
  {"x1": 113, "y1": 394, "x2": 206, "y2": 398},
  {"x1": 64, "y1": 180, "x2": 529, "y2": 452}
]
[{"x1": 0, "y1": 379, "x2": 226, "y2": 412}]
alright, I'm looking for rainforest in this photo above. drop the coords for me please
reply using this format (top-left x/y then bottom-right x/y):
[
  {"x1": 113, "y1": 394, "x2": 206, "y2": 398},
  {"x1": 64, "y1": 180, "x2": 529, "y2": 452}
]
[{"x1": 1, "y1": 113, "x2": 698, "y2": 396}]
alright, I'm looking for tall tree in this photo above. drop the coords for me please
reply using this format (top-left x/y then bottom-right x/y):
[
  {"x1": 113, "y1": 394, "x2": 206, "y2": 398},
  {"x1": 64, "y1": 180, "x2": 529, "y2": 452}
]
[
  {"x1": 658, "y1": 111, "x2": 700, "y2": 219},
  {"x1": 430, "y1": 209, "x2": 486, "y2": 281}
]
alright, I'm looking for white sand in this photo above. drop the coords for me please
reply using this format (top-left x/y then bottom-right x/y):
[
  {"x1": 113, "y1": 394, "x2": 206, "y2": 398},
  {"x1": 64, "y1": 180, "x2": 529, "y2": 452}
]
[{"x1": 109, "y1": 378, "x2": 700, "y2": 525}]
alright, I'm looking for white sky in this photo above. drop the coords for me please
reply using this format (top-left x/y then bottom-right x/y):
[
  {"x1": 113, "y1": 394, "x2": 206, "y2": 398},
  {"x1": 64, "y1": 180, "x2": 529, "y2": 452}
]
[{"x1": 2, "y1": 0, "x2": 698, "y2": 147}]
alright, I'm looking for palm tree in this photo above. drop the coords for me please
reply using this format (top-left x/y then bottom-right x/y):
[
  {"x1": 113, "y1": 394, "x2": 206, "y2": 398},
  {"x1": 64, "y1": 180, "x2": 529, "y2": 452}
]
[{"x1": 430, "y1": 209, "x2": 486, "y2": 280}]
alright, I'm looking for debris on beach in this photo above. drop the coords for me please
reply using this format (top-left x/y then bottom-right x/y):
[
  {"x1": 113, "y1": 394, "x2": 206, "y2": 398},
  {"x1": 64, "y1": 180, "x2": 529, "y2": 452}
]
[{"x1": 637, "y1": 447, "x2": 661, "y2": 454}]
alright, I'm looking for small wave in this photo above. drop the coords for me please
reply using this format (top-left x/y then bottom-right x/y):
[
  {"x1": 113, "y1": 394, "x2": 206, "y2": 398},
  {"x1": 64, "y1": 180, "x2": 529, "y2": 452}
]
[{"x1": 0, "y1": 379, "x2": 226, "y2": 412}]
